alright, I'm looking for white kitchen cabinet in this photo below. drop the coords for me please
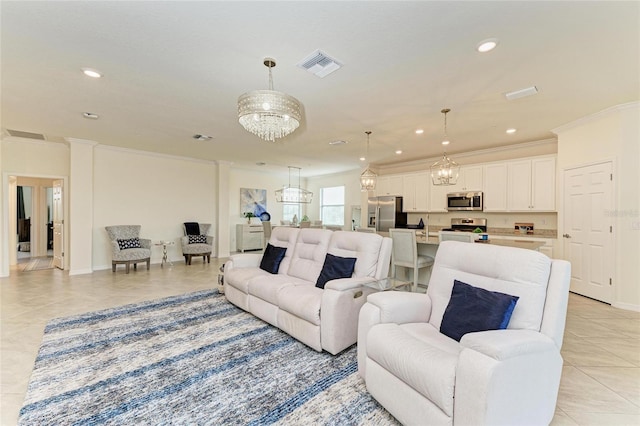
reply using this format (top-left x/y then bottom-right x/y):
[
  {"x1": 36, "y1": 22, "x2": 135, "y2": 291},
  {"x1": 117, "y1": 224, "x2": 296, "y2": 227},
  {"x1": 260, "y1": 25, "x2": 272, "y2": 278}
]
[
  {"x1": 458, "y1": 165, "x2": 484, "y2": 191},
  {"x1": 402, "y1": 172, "x2": 429, "y2": 212},
  {"x1": 375, "y1": 175, "x2": 403, "y2": 196},
  {"x1": 483, "y1": 163, "x2": 508, "y2": 211},
  {"x1": 236, "y1": 224, "x2": 264, "y2": 252},
  {"x1": 507, "y1": 157, "x2": 556, "y2": 211}
]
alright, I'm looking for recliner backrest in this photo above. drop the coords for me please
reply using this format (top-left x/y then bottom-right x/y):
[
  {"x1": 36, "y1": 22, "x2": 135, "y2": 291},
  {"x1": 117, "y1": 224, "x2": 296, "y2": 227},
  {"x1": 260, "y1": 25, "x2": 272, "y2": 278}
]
[
  {"x1": 427, "y1": 241, "x2": 552, "y2": 333},
  {"x1": 286, "y1": 229, "x2": 332, "y2": 282},
  {"x1": 327, "y1": 231, "x2": 385, "y2": 279},
  {"x1": 268, "y1": 226, "x2": 300, "y2": 274}
]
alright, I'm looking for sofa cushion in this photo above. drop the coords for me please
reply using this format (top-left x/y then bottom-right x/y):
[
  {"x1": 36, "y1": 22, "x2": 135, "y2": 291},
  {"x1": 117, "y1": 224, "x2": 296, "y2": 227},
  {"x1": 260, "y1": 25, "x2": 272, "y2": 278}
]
[
  {"x1": 260, "y1": 244, "x2": 287, "y2": 274},
  {"x1": 427, "y1": 241, "x2": 551, "y2": 333},
  {"x1": 440, "y1": 280, "x2": 519, "y2": 342},
  {"x1": 367, "y1": 322, "x2": 460, "y2": 417},
  {"x1": 286, "y1": 229, "x2": 333, "y2": 283},
  {"x1": 278, "y1": 285, "x2": 324, "y2": 325},
  {"x1": 225, "y1": 267, "x2": 269, "y2": 293},
  {"x1": 248, "y1": 274, "x2": 311, "y2": 306},
  {"x1": 315, "y1": 254, "x2": 356, "y2": 289},
  {"x1": 117, "y1": 238, "x2": 141, "y2": 250},
  {"x1": 327, "y1": 231, "x2": 383, "y2": 278}
]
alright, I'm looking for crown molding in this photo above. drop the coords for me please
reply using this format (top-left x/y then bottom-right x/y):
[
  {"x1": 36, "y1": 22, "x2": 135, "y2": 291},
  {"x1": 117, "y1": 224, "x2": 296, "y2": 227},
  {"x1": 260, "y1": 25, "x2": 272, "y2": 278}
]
[
  {"x1": 65, "y1": 137, "x2": 99, "y2": 146},
  {"x1": 95, "y1": 144, "x2": 218, "y2": 165},
  {"x1": 552, "y1": 101, "x2": 640, "y2": 134}
]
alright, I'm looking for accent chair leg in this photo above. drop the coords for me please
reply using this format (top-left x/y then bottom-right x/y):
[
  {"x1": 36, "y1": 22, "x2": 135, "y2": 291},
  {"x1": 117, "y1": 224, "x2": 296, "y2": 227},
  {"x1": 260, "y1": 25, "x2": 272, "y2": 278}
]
[
  {"x1": 187, "y1": 254, "x2": 192, "y2": 265},
  {"x1": 125, "y1": 262, "x2": 130, "y2": 274},
  {"x1": 146, "y1": 258, "x2": 150, "y2": 270},
  {"x1": 206, "y1": 254, "x2": 210, "y2": 263},
  {"x1": 112, "y1": 262, "x2": 116, "y2": 272}
]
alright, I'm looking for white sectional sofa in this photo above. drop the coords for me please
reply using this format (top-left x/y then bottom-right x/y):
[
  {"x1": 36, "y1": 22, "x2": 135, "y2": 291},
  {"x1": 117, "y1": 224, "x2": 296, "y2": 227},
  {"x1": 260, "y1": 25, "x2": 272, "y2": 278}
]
[{"x1": 224, "y1": 227, "x2": 392, "y2": 355}]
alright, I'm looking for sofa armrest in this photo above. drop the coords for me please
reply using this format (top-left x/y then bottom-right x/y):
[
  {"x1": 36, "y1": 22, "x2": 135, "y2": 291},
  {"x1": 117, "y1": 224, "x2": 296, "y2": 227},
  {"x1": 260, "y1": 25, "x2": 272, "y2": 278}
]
[
  {"x1": 324, "y1": 276, "x2": 376, "y2": 291},
  {"x1": 225, "y1": 253, "x2": 262, "y2": 271},
  {"x1": 460, "y1": 329, "x2": 558, "y2": 361}
]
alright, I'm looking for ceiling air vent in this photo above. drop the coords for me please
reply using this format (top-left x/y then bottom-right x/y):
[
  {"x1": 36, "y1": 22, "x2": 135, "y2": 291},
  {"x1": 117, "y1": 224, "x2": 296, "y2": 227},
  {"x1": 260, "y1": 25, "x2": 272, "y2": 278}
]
[
  {"x1": 6, "y1": 129, "x2": 46, "y2": 140},
  {"x1": 297, "y1": 50, "x2": 342, "y2": 78}
]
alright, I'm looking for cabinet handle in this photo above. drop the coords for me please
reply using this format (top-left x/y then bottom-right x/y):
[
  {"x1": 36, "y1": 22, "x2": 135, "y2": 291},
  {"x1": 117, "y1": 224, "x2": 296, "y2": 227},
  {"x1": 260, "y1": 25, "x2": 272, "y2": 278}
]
[{"x1": 562, "y1": 233, "x2": 572, "y2": 238}]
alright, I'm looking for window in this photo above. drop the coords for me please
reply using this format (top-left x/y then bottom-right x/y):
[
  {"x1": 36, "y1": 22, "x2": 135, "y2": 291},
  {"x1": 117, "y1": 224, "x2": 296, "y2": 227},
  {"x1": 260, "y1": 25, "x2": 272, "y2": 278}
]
[
  {"x1": 282, "y1": 188, "x2": 302, "y2": 222},
  {"x1": 320, "y1": 186, "x2": 345, "y2": 226}
]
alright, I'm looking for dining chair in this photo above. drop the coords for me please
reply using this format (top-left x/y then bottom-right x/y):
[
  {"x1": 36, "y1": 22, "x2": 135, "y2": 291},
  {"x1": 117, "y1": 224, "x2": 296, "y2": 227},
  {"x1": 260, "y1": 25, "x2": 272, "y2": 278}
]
[
  {"x1": 389, "y1": 228, "x2": 435, "y2": 292},
  {"x1": 262, "y1": 221, "x2": 272, "y2": 247}
]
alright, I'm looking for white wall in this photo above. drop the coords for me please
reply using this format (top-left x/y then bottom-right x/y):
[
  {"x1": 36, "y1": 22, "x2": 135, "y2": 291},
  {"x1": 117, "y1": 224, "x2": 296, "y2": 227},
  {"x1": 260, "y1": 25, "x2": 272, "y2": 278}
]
[
  {"x1": 92, "y1": 146, "x2": 218, "y2": 269},
  {"x1": 555, "y1": 102, "x2": 640, "y2": 310}
]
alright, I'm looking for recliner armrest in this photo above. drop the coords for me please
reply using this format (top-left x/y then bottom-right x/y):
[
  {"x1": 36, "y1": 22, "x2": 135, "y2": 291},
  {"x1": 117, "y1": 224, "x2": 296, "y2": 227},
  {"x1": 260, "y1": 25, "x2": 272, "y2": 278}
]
[
  {"x1": 460, "y1": 329, "x2": 558, "y2": 361},
  {"x1": 365, "y1": 291, "x2": 432, "y2": 325}
]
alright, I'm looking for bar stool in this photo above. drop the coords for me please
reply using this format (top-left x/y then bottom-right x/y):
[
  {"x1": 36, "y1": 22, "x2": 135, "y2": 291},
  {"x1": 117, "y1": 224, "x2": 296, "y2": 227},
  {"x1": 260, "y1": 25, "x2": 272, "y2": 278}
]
[{"x1": 389, "y1": 228, "x2": 435, "y2": 292}]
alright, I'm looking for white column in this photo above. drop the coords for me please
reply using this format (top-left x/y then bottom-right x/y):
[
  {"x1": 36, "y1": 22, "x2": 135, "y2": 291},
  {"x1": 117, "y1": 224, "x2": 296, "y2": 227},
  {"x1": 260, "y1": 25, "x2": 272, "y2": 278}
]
[
  {"x1": 217, "y1": 160, "x2": 232, "y2": 258},
  {"x1": 67, "y1": 138, "x2": 98, "y2": 275}
]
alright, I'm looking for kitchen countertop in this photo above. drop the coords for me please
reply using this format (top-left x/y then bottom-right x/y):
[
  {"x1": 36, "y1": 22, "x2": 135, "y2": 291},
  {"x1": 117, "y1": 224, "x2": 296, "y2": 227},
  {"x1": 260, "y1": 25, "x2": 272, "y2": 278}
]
[
  {"x1": 417, "y1": 234, "x2": 546, "y2": 251},
  {"x1": 427, "y1": 226, "x2": 557, "y2": 239}
]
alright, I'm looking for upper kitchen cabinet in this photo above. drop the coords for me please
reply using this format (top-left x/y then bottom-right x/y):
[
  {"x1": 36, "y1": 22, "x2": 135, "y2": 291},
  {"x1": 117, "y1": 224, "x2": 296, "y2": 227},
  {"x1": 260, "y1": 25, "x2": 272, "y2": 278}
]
[
  {"x1": 375, "y1": 175, "x2": 403, "y2": 197},
  {"x1": 507, "y1": 157, "x2": 556, "y2": 211},
  {"x1": 458, "y1": 165, "x2": 484, "y2": 191},
  {"x1": 429, "y1": 182, "x2": 449, "y2": 212},
  {"x1": 483, "y1": 163, "x2": 508, "y2": 211},
  {"x1": 402, "y1": 172, "x2": 429, "y2": 212}
]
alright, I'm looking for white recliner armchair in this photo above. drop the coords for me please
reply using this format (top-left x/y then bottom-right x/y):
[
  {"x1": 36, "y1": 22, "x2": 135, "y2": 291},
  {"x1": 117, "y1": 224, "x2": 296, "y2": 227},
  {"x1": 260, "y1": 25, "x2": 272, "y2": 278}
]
[{"x1": 358, "y1": 240, "x2": 571, "y2": 426}]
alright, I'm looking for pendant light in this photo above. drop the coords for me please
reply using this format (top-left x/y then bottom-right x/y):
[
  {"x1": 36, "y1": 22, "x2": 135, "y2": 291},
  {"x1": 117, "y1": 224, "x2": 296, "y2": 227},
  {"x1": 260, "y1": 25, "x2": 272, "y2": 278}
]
[
  {"x1": 275, "y1": 166, "x2": 313, "y2": 203},
  {"x1": 360, "y1": 131, "x2": 377, "y2": 191},
  {"x1": 430, "y1": 108, "x2": 460, "y2": 185}
]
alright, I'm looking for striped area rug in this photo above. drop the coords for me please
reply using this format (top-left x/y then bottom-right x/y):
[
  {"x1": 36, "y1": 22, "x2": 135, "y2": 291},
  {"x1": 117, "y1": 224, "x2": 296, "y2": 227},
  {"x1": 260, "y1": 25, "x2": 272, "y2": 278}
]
[
  {"x1": 19, "y1": 290, "x2": 398, "y2": 425},
  {"x1": 22, "y1": 256, "x2": 54, "y2": 272}
]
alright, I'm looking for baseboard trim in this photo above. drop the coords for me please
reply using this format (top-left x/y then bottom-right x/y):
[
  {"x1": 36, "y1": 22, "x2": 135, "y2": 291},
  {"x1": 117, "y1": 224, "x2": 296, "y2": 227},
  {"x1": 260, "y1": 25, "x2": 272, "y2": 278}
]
[
  {"x1": 69, "y1": 268, "x2": 93, "y2": 276},
  {"x1": 611, "y1": 302, "x2": 640, "y2": 312}
]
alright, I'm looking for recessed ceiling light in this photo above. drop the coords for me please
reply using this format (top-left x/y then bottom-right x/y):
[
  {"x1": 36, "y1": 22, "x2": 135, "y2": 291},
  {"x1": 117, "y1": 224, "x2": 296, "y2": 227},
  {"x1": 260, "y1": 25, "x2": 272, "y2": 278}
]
[
  {"x1": 506, "y1": 128, "x2": 517, "y2": 134},
  {"x1": 82, "y1": 112, "x2": 99, "y2": 119},
  {"x1": 192, "y1": 134, "x2": 212, "y2": 141},
  {"x1": 415, "y1": 129, "x2": 424, "y2": 135},
  {"x1": 82, "y1": 68, "x2": 102, "y2": 78},
  {"x1": 505, "y1": 86, "x2": 539, "y2": 100},
  {"x1": 395, "y1": 150, "x2": 402, "y2": 155},
  {"x1": 477, "y1": 38, "x2": 499, "y2": 53},
  {"x1": 359, "y1": 157, "x2": 366, "y2": 162},
  {"x1": 329, "y1": 140, "x2": 347, "y2": 145},
  {"x1": 441, "y1": 140, "x2": 450, "y2": 145}
]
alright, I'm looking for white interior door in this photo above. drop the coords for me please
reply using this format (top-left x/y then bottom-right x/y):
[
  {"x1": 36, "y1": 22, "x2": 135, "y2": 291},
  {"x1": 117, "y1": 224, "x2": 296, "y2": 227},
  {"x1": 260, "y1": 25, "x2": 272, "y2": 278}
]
[
  {"x1": 53, "y1": 179, "x2": 64, "y2": 270},
  {"x1": 563, "y1": 162, "x2": 613, "y2": 303}
]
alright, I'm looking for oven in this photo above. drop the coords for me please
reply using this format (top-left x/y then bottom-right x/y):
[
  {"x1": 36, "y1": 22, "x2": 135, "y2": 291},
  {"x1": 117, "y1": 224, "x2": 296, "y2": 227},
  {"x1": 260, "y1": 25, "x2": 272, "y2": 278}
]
[
  {"x1": 447, "y1": 192, "x2": 483, "y2": 211},
  {"x1": 439, "y1": 218, "x2": 488, "y2": 243}
]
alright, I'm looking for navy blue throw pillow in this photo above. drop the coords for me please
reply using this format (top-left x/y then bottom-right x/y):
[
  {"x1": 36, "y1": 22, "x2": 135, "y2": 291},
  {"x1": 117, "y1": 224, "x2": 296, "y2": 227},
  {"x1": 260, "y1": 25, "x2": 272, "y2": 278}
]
[
  {"x1": 316, "y1": 254, "x2": 357, "y2": 289},
  {"x1": 259, "y1": 244, "x2": 287, "y2": 274},
  {"x1": 440, "y1": 279, "x2": 519, "y2": 342}
]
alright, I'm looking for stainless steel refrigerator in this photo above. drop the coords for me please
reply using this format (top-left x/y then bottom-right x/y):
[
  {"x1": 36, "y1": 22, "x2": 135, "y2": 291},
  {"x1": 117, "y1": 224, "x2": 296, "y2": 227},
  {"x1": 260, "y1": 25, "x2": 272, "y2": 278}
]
[{"x1": 367, "y1": 196, "x2": 407, "y2": 232}]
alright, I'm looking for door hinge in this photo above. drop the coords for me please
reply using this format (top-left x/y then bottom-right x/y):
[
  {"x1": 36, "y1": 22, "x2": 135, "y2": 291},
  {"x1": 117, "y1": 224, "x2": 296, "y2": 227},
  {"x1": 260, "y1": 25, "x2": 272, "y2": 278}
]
[
  {"x1": 610, "y1": 173, "x2": 613, "y2": 181},
  {"x1": 610, "y1": 226, "x2": 613, "y2": 233},
  {"x1": 609, "y1": 278, "x2": 612, "y2": 286},
  {"x1": 62, "y1": 252, "x2": 64, "y2": 257}
]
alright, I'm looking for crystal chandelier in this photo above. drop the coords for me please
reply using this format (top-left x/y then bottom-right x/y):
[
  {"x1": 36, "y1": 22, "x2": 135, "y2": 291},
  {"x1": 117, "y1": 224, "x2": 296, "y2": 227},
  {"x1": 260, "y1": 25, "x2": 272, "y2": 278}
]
[
  {"x1": 275, "y1": 166, "x2": 313, "y2": 204},
  {"x1": 238, "y1": 58, "x2": 303, "y2": 142},
  {"x1": 360, "y1": 131, "x2": 377, "y2": 191},
  {"x1": 430, "y1": 108, "x2": 460, "y2": 185}
]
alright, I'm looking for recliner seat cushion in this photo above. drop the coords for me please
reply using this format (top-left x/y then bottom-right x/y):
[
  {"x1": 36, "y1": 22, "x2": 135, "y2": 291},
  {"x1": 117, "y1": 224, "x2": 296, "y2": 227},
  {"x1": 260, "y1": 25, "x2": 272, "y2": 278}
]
[
  {"x1": 367, "y1": 322, "x2": 460, "y2": 416},
  {"x1": 225, "y1": 268, "x2": 269, "y2": 293},
  {"x1": 278, "y1": 285, "x2": 323, "y2": 325},
  {"x1": 248, "y1": 275, "x2": 311, "y2": 306}
]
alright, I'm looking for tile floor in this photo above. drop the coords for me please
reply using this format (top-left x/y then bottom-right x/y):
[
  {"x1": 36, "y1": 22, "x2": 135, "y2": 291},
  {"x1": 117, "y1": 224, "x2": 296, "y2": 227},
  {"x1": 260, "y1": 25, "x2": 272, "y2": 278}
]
[{"x1": 1, "y1": 259, "x2": 639, "y2": 425}]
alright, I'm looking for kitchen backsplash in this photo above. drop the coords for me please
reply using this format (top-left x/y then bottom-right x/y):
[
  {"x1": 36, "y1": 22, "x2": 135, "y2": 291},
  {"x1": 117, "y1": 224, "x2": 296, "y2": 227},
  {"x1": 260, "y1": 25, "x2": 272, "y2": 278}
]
[{"x1": 408, "y1": 212, "x2": 558, "y2": 238}]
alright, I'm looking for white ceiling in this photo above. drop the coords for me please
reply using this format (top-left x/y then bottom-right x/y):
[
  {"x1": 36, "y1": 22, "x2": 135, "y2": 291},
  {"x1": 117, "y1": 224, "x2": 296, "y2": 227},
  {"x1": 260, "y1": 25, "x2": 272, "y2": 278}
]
[{"x1": 1, "y1": 1, "x2": 638, "y2": 177}]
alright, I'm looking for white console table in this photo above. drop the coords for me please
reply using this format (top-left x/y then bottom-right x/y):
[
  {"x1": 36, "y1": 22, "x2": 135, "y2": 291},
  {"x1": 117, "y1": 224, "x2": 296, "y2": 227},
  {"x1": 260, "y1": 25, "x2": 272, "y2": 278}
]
[{"x1": 236, "y1": 224, "x2": 264, "y2": 252}]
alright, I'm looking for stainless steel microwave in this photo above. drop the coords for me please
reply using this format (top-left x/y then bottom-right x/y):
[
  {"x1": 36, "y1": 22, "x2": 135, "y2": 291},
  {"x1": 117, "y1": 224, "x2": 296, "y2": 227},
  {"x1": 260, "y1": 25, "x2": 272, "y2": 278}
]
[{"x1": 447, "y1": 192, "x2": 483, "y2": 211}]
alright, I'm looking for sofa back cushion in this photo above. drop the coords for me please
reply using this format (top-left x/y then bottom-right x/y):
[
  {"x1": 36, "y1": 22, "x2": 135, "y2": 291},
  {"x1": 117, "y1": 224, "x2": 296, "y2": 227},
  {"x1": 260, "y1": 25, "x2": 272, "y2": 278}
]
[
  {"x1": 268, "y1": 227, "x2": 300, "y2": 274},
  {"x1": 427, "y1": 241, "x2": 551, "y2": 332},
  {"x1": 327, "y1": 231, "x2": 384, "y2": 279},
  {"x1": 286, "y1": 229, "x2": 333, "y2": 283}
]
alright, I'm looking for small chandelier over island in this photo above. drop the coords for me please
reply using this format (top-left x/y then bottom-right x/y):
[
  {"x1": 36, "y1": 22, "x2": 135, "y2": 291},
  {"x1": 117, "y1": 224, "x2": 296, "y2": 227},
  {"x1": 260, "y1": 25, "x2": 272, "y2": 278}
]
[
  {"x1": 360, "y1": 131, "x2": 378, "y2": 191},
  {"x1": 238, "y1": 58, "x2": 303, "y2": 142},
  {"x1": 430, "y1": 108, "x2": 460, "y2": 186}
]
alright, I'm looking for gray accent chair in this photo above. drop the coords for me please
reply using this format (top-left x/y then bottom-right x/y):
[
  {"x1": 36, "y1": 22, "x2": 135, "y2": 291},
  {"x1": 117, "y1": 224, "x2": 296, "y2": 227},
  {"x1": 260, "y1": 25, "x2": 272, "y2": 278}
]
[
  {"x1": 105, "y1": 225, "x2": 151, "y2": 273},
  {"x1": 181, "y1": 223, "x2": 213, "y2": 265}
]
